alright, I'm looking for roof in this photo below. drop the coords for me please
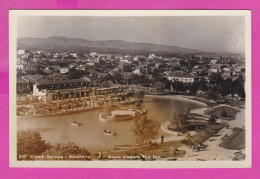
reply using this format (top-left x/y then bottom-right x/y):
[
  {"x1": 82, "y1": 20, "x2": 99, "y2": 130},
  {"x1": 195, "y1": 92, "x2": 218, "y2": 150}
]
[
  {"x1": 210, "y1": 64, "x2": 220, "y2": 69},
  {"x1": 17, "y1": 76, "x2": 29, "y2": 84},
  {"x1": 95, "y1": 87, "x2": 119, "y2": 91},
  {"x1": 80, "y1": 76, "x2": 91, "y2": 82},
  {"x1": 167, "y1": 73, "x2": 196, "y2": 78},
  {"x1": 35, "y1": 78, "x2": 90, "y2": 85},
  {"x1": 47, "y1": 73, "x2": 69, "y2": 81},
  {"x1": 22, "y1": 74, "x2": 44, "y2": 83}
]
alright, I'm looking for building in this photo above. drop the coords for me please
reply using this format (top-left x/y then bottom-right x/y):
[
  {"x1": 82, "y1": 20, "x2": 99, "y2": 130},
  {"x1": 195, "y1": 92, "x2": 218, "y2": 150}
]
[
  {"x1": 133, "y1": 68, "x2": 141, "y2": 75},
  {"x1": 70, "y1": 53, "x2": 78, "y2": 58},
  {"x1": 17, "y1": 49, "x2": 26, "y2": 55},
  {"x1": 222, "y1": 68, "x2": 231, "y2": 78},
  {"x1": 60, "y1": 67, "x2": 69, "y2": 74},
  {"x1": 16, "y1": 58, "x2": 36, "y2": 72},
  {"x1": 167, "y1": 73, "x2": 197, "y2": 83},
  {"x1": 33, "y1": 78, "x2": 91, "y2": 102},
  {"x1": 17, "y1": 76, "x2": 30, "y2": 93},
  {"x1": 209, "y1": 64, "x2": 220, "y2": 73},
  {"x1": 86, "y1": 62, "x2": 95, "y2": 66},
  {"x1": 16, "y1": 74, "x2": 51, "y2": 93},
  {"x1": 94, "y1": 87, "x2": 122, "y2": 95}
]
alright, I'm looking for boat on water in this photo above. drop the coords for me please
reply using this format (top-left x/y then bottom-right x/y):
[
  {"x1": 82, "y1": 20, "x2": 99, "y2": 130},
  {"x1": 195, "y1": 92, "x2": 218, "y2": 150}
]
[
  {"x1": 68, "y1": 121, "x2": 81, "y2": 126},
  {"x1": 101, "y1": 129, "x2": 117, "y2": 136}
]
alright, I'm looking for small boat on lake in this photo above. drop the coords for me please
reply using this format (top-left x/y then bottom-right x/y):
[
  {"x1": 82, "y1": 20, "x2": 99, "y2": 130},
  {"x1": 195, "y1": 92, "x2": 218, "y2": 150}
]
[
  {"x1": 101, "y1": 129, "x2": 117, "y2": 136},
  {"x1": 68, "y1": 121, "x2": 81, "y2": 126}
]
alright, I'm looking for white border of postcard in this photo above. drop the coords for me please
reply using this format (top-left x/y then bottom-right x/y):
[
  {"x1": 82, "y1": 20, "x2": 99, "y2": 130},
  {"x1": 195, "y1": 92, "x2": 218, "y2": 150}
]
[{"x1": 9, "y1": 10, "x2": 252, "y2": 168}]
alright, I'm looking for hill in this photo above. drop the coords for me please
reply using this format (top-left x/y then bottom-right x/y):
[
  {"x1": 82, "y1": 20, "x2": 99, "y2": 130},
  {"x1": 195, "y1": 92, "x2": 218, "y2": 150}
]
[{"x1": 17, "y1": 36, "x2": 205, "y2": 54}]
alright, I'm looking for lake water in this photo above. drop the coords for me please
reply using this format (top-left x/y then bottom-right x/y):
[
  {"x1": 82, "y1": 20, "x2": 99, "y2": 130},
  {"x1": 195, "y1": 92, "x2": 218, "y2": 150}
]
[{"x1": 17, "y1": 95, "x2": 203, "y2": 152}]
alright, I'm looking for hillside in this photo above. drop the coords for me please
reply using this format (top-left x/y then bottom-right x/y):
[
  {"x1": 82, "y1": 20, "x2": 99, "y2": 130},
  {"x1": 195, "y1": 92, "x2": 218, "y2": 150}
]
[{"x1": 17, "y1": 36, "x2": 204, "y2": 54}]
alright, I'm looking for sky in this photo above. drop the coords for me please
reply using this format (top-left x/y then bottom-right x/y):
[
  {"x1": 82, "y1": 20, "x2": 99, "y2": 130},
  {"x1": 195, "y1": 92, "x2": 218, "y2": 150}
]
[{"x1": 17, "y1": 16, "x2": 245, "y2": 53}]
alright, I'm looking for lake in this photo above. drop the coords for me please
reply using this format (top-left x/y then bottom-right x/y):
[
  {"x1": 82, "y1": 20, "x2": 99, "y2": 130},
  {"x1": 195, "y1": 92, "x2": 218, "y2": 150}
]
[{"x1": 17, "y1": 95, "x2": 203, "y2": 152}]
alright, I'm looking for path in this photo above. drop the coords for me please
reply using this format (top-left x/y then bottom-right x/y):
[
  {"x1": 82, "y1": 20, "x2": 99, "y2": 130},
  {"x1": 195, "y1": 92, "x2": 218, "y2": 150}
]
[{"x1": 159, "y1": 108, "x2": 245, "y2": 161}]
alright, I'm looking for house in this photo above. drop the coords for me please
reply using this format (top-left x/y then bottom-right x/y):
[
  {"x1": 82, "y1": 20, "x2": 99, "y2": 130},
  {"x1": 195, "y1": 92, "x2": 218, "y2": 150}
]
[
  {"x1": 53, "y1": 53, "x2": 61, "y2": 58},
  {"x1": 210, "y1": 59, "x2": 218, "y2": 64},
  {"x1": 16, "y1": 58, "x2": 36, "y2": 72},
  {"x1": 60, "y1": 67, "x2": 69, "y2": 74},
  {"x1": 209, "y1": 64, "x2": 220, "y2": 73},
  {"x1": 17, "y1": 76, "x2": 30, "y2": 93},
  {"x1": 120, "y1": 59, "x2": 129, "y2": 63},
  {"x1": 50, "y1": 65, "x2": 61, "y2": 71},
  {"x1": 148, "y1": 54, "x2": 156, "y2": 59},
  {"x1": 133, "y1": 56, "x2": 139, "y2": 61},
  {"x1": 86, "y1": 62, "x2": 95, "y2": 66},
  {"x1": 70, "y1": 53, "x2": 78, "y2": 58},
  {"x1": 90, "y1": 51, "x2": 98, "y2": 58},
  {"x1": 47, "y1": 73, "x2": 69, "y2": 81},
  {"x1": 76, "y1": 65, "x2": 85, "y2": 71},
  {"x1": 68, "y1": 63, "x2": 77, "y2": 69},
  {"x1": 17, "y1": 49, "x2": 26, "y2": 55},
  {"x1": 17, "y1": 74, "x2": 52, "y2": 93},
  {"x1": 167, "y1": 73, "x2": 197, "y2": 83},
  {"x1": 133, "y1": 68, "x2": 141, "y2": 75},
  {"x1": 222, "y1": 68, "x2": 231, "y2": 78}
]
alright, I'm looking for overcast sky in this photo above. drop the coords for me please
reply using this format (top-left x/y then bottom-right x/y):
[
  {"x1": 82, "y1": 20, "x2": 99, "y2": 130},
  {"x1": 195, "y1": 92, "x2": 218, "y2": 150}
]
[{"x1": 18, "y1": 16, "x2": 245, "y2": 53}]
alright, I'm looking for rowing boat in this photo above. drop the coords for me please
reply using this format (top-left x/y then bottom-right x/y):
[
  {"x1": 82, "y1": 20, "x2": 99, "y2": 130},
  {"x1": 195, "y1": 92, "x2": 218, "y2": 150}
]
[
  {"x1": 101, "y1": 129, "x2": 117, "y2": 136},
  {"x1": 68, "y1": 121, "x2": 81, "y2": 126}
]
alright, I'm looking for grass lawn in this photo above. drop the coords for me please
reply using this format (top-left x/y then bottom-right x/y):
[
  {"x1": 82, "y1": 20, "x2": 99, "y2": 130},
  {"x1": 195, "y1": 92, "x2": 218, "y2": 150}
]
[{"x1": 205, "y1": 106, "x2": 238, "y2": 121}]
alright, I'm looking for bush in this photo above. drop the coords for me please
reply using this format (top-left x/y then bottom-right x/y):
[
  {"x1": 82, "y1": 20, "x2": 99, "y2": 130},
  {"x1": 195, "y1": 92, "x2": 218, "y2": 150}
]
[
  {"x1": 43, "y1": 142, "x2": 91, "y2": 160},
  {"x1": 132, "y1": 114, "x2": 160, "y2": 144},
  {"x1": 221, "y1": 109, "x2": 228, "y2": 117},
  {"x1": 17, "y1": 130, "x2": 50, "y2": 160}
]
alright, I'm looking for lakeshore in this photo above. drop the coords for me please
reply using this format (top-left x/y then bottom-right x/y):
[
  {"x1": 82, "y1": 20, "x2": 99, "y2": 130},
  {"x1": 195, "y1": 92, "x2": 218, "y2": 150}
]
[
  {"x1": 17, "y1": 94, "x2": 245, "y2": 161},
  {"x1": 94, "y1": 96, "x2": 245, "y2": 161}
]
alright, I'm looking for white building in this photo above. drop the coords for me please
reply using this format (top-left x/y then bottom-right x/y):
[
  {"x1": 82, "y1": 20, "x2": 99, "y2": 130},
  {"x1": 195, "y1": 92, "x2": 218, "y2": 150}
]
[
  {"x1": 17, "y1": 49, "x2": 25, "y2": 55},
  {"x1": 90, "y1": 51, "x2": 98, "y2": 58},
  {"x1": 167, "y1": 74, "x2": 196, "y2": 83},
  {"x1": 120, "y1": 59, "x2": 130, "y2": 63},
  {"x1": 148, "y1": 54, "x2": 156, "y2": 59},
  {"x1": 133, "y1": 68, "x2": 141, "y2": 75},
  {"x1": 70, "y1": 53, "x2": 78, "y2": 58},
  {"x1": 86, "y1": 62, "x2": 95, "y2": 66},
  {"x1": 209, "y1": 68, "x2": 218, "y2": 73},
  {"x1": 60, "y1": 67, "x2": 69, "y2": 74}
]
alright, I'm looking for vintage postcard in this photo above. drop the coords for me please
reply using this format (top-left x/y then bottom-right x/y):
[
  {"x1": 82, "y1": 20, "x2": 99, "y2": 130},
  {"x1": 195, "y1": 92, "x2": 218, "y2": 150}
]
[{"x1": 9, "y1": 10, "x2": 251, "y2": 168}]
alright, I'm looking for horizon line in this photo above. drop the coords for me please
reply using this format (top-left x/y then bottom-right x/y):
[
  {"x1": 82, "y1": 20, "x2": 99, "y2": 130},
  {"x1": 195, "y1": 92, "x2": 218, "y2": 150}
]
[{"x1": 17, "y1": 36, "x2": 245, "y2": 55}]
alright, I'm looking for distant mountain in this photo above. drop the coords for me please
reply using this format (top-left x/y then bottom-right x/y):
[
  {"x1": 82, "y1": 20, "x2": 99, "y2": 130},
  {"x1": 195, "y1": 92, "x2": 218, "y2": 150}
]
[{"x1": 18, "y1": 36, "x2": 205, "y2": 54}]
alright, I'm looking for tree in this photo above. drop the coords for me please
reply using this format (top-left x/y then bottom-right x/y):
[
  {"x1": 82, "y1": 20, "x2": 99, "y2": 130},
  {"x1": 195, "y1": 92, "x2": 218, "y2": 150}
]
[
  {"x1": 172, "y1": 81, "x2": 184, "y2": 94},
  {"x1": 207, "y1": 89, "x2": 218, "y2": 100},
  {"x1": 221, "y1": 109, "x2": 228, "y2": 117},
  {"x1": 233, "y1": 75, "x2": 245, "y2": 99},
  {"x1": 153, "y1": 81, "x2": 164, "y2": 93},
  {"x1": 199, "y1": 77, "x2": 208, "y2": 92},
  {"x1": 170, "y1": 110, "x2": 188, "y2": 131},
  {"x1": 189, "y1": 81, "x2": 200, "y2": 95},
  {"x1": 208, "y1": 113, "x2": 217, "y2": 125},
  {"x1": 102, "y1": 103, "x2": 112, "y2": 117},
  {"x1": 135, "y1": 91, "x2": 145, "y2": 102},
  {"x1": 219, "y1": 78, "x2": 233, "y2": 98},
  {"x1": 209, "y1": 73, "x2": 223, "y2": 85},
  {"x1": 17, "y1": 130, "x2": 50, "y2": 160},
  {"x1": 69, "y1": 68, "x2": 85, "y2": 79},
  {"x1": 132, "y1": 114, "x2": 160, "y2": 144}
]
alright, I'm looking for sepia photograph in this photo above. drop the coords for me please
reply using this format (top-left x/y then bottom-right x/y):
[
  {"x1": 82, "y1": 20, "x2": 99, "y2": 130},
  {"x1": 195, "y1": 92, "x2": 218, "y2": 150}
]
[{"x1": 9, "y1": 10, "x2": 251, "y2": 168}]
